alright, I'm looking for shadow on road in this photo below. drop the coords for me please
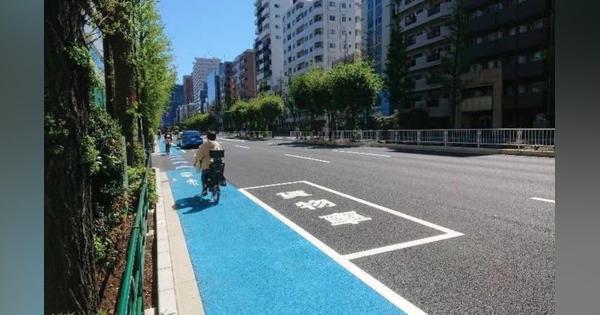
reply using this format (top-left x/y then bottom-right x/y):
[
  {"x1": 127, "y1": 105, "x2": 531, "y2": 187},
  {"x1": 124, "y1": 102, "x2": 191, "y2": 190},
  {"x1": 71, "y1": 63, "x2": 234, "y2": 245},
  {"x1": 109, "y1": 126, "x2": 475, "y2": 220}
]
[
  {"x1": 276, "y1": 142, "x2": 357, "y2": 149},
  {"x1": 173, "y1": 196, "x2": 216, "y2": 214},
  {"x1": 386, "y1": 147, "x2": 492, "y2": 158}
]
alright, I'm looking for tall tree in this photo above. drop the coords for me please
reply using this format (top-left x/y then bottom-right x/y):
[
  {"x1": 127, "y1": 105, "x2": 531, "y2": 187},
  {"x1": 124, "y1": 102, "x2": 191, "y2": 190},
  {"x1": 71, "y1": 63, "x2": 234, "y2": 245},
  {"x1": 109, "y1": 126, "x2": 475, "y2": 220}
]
[
  {"x1": 256, "y1": 93, "x2": 285, "y2": 131},
  {"x1": 384, "y1": 3, "x2": 414, "y2": 114},
  {"x1": 93, "y1": 0, "x2": 142, "y2": 164},
  {"x1": 328, "y1": 59, "x2": 383, "y2": 130},
  {"x1": 136, "y1": 0, "x2": 176, "y2": 145},
  {"x1": 45, "y1": 0, "x2": 98, "y2": 312},
  {"x1": 434, "y1": 3, "x2": 469, "y2": 128},
  {"x1": 289, "y1": 72, "x2": 323, "y2": 129}
]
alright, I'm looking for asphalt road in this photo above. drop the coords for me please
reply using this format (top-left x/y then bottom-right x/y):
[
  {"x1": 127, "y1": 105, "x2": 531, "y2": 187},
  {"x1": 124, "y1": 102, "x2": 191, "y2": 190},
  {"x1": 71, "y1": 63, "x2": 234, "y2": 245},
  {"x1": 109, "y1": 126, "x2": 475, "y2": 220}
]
[{"x1": 171, "y1": 136, "x2": 555, "y2": 315}]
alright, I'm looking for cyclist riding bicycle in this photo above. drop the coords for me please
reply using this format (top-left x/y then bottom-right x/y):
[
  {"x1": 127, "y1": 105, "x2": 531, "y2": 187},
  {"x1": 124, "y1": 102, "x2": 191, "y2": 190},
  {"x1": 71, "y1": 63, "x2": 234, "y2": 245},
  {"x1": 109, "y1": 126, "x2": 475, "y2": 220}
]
[{"x1": 194, "y1": 130, "x2": 226, "y2": 196}]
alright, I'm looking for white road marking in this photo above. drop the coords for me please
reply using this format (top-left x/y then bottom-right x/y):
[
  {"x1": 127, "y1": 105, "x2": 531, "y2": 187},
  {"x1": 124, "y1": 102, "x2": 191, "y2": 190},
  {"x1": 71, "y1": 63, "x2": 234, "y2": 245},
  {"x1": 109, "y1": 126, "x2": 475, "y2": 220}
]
[
  {"x1": 180, "y1": 149, "x2": 186, "y2": 153},
  {"x1": 172, "y1": 161, "x2": 188, "y2": 165},
  {"x1": 284, "y1": 154, "x2": 330, "y2": 163},
  {"x1": 332, "y1": 149, "x2": 391, "y2": 158},
  {"x1": 530, "y1": 197, "x2": 555, "y2": 204},
  {"x1": 235, "y1": 145, "x2": 250, "y2": 149},
  {"x1": 221, "y1": 138, "x2": 247, "y2": 143},
  {"x1": 175, "y1": 165, "x2": 194, "y2": 170},
  {"x1": 239, "y1": 180, "x2": 306, "y2": 190},
  {"x1": 239, "y1": 188, "x2": 428, "y2": 315},
  {"x1": 343, "y1": 232, "x2": 463, "y2": 260}
]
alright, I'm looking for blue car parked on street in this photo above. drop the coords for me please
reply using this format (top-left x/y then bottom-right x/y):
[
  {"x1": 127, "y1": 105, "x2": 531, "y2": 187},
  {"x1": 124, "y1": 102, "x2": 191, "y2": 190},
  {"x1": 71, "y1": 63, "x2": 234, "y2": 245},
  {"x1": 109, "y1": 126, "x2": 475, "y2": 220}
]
[{"x1": 180, "y1": 130, "x2": 203, "y2": 149}]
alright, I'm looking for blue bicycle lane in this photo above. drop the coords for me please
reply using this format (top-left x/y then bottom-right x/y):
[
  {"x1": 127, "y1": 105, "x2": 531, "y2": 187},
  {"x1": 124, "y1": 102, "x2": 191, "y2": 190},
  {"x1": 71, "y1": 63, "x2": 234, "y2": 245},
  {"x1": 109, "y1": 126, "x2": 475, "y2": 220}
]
[{"x1": 160, "y1": 141, "x2": 408, "y2": 315}]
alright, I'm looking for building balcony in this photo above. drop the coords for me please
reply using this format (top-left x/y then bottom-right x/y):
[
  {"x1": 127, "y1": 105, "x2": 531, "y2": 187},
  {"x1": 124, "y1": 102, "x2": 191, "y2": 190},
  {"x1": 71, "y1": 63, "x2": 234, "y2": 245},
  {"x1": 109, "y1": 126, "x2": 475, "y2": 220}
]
[
  {"x1": 409, "y1": 55, "x2": 442, "y2": 71},
  {"x1": 407, "y1": 26, "x2": 450, "y2": 51},
  {"x1": 400, "y1": 0, "x2": 425, "y2": 12},
  {"x1": 502, "y1": 93, "x2": 546, "y2": 109},
  {"x1": 402, "y1": 1, "x2": 454, "y2": 32},
  {"x1": 502, "y1": 60, "x2": 548, "y2": 80},
  {"x1": 462, "y1": 0, "x2": 496, "y2": 11},
  {"x1": 466, "y1": 0, "x2": 549, "y2": 34},
  {"x1": 413, "y1": 77, "x2": 441, "y2": 91},
  {"x1": 460, "y1": 96, "x2": 492, "y2": 112}
]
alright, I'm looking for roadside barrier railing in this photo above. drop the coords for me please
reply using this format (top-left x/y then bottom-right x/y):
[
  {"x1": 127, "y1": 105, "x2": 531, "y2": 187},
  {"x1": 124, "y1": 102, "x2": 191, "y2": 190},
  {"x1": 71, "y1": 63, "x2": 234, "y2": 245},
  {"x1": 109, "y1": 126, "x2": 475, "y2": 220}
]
[
  {"x1": 116, "y1": 152, "x2": 152, "y2": 315},
  {"x1": 222, "y1": 130, "x2": 272, "y2": 139},
  {"x1": 291, "y1": 128, "x2": 555, "y2": 149}
]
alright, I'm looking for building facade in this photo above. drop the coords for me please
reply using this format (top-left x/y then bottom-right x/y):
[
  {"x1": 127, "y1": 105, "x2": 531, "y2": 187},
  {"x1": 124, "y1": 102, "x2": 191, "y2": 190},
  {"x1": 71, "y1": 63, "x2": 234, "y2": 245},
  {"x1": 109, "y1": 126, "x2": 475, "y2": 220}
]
[
  {"x1": 192, "y1": 57, "x2": 221, "y2": 103},
  {"x1": 254, "y1": 0, "x2": 294, "y2": 93},
  {"x1": 459, "y1": 0, "x2": 554, "y2": 128},
  {"x1": 206, "y1": 68, "x2": 220, "y2": 113},
  {"x1": 395, "y1": 0, "x2": 457, "y2": 126},
  {"x1": 218, "y1": 62, "x2": 236, "y2": 111},
  {"x1": 165, "y1": 84, "x2": 184, "y2": 126},
  {"x1": 363, "y1": 0, "x2": 457, "y2": 122},
  {"x1": 183, "y1": 75, "x2": 194, "y2": 104},
  {"x1": 232, "y1": 49, "x2": 258, "y2": 100},
  {"x1": 282, "y1": 0, "x2": 362, "y2": 79}
]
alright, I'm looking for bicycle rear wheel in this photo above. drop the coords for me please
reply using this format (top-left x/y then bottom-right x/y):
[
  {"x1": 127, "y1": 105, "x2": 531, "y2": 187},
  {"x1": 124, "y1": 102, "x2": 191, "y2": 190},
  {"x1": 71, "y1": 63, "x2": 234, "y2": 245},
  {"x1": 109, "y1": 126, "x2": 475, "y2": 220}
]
[{"x1": 211, "y1": 186, "x2": 220, "y2": 204}]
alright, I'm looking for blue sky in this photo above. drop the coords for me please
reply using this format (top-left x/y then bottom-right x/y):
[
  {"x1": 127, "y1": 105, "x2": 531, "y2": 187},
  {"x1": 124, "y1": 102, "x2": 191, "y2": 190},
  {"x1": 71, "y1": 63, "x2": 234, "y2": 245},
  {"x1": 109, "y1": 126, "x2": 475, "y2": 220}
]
[{"x1": 158, "y1": 0, "x2": 255, "y2": 83}]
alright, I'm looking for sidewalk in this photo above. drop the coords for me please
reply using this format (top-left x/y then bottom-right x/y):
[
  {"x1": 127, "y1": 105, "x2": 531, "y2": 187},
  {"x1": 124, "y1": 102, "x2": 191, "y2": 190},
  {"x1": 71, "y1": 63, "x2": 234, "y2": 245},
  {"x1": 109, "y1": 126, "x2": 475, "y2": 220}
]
[
  {"x1": 289, "y1": 139, "x2": 555, "y2": 157},
  {"x1": 153, "y1": 140, "x2": 205, "y2": 315}
]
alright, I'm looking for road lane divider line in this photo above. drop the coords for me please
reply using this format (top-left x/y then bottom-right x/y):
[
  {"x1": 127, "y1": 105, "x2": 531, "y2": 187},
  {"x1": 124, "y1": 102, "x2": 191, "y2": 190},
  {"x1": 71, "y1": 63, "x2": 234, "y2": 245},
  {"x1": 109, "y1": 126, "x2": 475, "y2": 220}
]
[
  {"x1": 221, "y1": 138, "x2": 247, "y2": 142},
  {"x1": 235, "y1": 145, "x2": 250, "y2": 149},
  {"x1": 332, "y1": 149, "x2": 391, "y2": 158},
  {"x1": 239, "y1": 181, "x2": 306, "y2": 190},
  {"x1": 284, "y1": 154, "x2": 330, "y2": 163},
  {"x1": 238, "y1": 188, "x2": 428, "y2": 315},
  {"x1": 530, "y1": 197, "x2": 555, "y2": 204},
  {"x1": 343, "y1": 232, "x2": 464, "y2": 260}
]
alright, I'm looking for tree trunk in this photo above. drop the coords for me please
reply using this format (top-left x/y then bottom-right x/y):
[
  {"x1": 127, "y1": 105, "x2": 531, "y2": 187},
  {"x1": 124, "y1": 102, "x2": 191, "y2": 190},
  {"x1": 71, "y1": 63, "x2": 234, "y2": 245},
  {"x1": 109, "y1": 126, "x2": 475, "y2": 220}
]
[
  {"x1": 103, "y1": 36, "x2": 116, "y2": 117},
  {"x1": 110, "y1": 32, "x2": 139, "y2": 164},
  {"x1": 45, "y1": 0, "x2": 98, "y2": 313}
]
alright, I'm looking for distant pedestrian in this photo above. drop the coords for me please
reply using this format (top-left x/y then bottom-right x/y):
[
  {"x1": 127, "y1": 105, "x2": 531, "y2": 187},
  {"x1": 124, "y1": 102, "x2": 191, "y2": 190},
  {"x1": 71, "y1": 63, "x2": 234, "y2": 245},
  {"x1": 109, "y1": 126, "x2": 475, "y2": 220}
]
[{"x1": 165, "y1": 133, "x2": 172, "y2": 155}]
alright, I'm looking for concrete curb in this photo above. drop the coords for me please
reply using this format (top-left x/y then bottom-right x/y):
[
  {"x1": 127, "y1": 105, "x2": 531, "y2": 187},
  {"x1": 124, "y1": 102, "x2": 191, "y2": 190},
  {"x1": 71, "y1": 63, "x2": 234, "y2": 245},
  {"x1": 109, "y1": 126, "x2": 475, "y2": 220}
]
[
  {"x1": 155, "y1": 169, "x2": 205, "y2": 315},
  {"x1": 291, "y1": 140, "x2": 555, "y2": 158}
]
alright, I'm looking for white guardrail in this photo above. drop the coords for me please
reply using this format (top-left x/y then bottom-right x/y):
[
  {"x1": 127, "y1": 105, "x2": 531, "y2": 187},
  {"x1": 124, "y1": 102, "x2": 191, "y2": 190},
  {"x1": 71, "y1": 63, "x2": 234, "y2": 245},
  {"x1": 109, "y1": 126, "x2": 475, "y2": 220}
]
[
  {"x1": 221, "y1": 130, "x2": 273, "y2": 139},
  {"x1": 290, "y1": 129, "x2": 555, "y2": 148}
]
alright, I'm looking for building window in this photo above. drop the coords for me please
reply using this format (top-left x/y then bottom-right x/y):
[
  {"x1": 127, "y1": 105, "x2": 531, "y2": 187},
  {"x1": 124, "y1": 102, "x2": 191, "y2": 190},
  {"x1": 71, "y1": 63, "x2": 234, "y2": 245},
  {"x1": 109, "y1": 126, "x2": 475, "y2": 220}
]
[
  {"x1": 329, "y1": 29, "x2": 336, "y2": 34},
  {"x1": 329, "y1": 43, "x2": 336, "y2": 48},
  {"x1": 342, "y1": 16, "x2": 347, "y2": 22},
  {"x1": 274, "y1": 4, "x2": 279, "y2": 8},
  {"x1": 329, "y1": 15, "x2": 336, "y2": 21},
  {"x1": 329, "y1": 1, "x2": 335, "y2": 7},
  {"x1": 342, "y1": 3, "x2": 347, "y2": 8}
]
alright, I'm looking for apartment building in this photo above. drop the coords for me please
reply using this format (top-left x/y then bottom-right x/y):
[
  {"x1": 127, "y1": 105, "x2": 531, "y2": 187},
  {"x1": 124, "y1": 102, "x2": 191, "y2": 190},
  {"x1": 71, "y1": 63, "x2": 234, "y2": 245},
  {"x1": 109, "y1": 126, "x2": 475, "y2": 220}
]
[
  {"x1": 254, "y1": 0, "x2": 293, "y2": 93},
  {"x1": 192, "y1": 57, "x2": 221, "y2": 103},
  {"x1": 282, "y1": 0, "x2": 362, "y2": 79},
  {"x1": 362, "y1": 0, "x2": 456, "y2": 123},
  {"x1": 459, "y1": 0, "x2": 554, "y2": 128},
  {"x1": 233, "y1": 49, "x2": 257, "y2": 100}
]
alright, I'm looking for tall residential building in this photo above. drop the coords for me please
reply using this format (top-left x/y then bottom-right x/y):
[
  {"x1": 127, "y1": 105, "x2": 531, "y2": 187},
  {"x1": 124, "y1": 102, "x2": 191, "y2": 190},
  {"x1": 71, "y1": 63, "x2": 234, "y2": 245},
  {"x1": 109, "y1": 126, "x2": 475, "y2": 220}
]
[
  {"x1": 183, "y1": 75, "x2": 194, "y2": 104},
  {"x1": 397, "y1": 0, "x2": 456, "y2": 126},
  {"x1": 459, "y1": 0, "x2": 554, "y2": 128},
  {"x1": 192, "y1": 57, "x2": 221, "y2": 103},
  {"x1": 363, "y1": 0, "x2": 457, "y2": 123},
  {"x1": 254, "y1": 0, "x2": 293, "y2": 93},
  {"x1": 282, "y1": 0, "x2": 362, "y2": 79},
  {"x1": 232, "y1": 49, "x2": 257, "y2": 100}
]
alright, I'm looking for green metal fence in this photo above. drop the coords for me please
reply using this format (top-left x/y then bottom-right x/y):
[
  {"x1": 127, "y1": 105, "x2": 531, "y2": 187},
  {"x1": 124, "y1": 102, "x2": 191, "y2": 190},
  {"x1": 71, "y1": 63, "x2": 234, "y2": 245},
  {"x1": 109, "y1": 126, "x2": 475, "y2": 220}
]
[{"x1": 116, "y1": 152, "x2": 152, "y2": 315}]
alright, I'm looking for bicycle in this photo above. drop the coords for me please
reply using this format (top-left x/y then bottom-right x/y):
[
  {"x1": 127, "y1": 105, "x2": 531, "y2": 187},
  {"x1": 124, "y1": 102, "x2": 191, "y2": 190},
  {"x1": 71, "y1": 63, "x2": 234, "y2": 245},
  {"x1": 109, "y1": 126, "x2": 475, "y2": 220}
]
[{"x1": 204, "y1": 150, "x2": 226, "y2": 204}]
